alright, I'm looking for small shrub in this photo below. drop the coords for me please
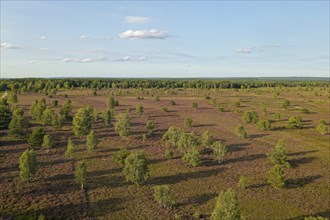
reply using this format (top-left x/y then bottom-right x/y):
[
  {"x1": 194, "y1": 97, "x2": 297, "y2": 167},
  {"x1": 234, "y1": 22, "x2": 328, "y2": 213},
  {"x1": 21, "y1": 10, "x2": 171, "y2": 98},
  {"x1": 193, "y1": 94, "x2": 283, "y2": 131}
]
[
  {"x1": 113, "y1": 147, "x2": 129, "y2": 165},
  {"x1": 257, "y1": 119, "x2": 271, "y2": 130},
  {"x1": 136, "y1": 104, "x2": 144, "y2": 115},
  {"x1": 145, "y1": 120, "x2": 156, "y2": 136},
  {"x1": 304, "y1": 216, "x2": 329, "y2": 220},
  {"x1": 170, "y1": 101, "x2": 176, "y2": 105},
  {"x1": 242, "y1": 111, "x2": 259, "y2": 124},
  {"x1": 235, "y1": 125, "x2": 247, "y2": 139},
  {"x1": 274, "y1": 113, "x2": 281, "y2": 122},
  {"x1": 155, "y1": 96, "x2": 160, "y2": 101},
  {"x1": 286, "y1": 116, "x2": 302, "y2": 129},
  {"x1": 142, "y1": 134, "x2": 148, "y2": 141},
  {"x1": 182, "y1": 149, "x2": 201, "y2": 167},
  {"x1": 267, "y1": 164, "x2": 285, "y2": 188},
  {"x1": 184, "y1": 117, "x2": 193, "y2": 127},
  {"x1": 316, "y1": 120, "x2": 328, "y2": 135},
  {"x1": 218, "y1": 106, "x2": 225, "y2": 112},
  {"x1": 165, "y1": 147, "x2": 174, "y2": 159},
  {"x1": 201, "y1": 130, "x2": 214, "y2": 147},
  {"x1": 162, "y1": 106, "x2": 168, "y2": 112},
  {"x1": 281, "y1": 100, "x2": 290, "y2": 109},
  {"x1": 153, "y1": 185, "x2": 174, "y2": 207},
  {"x1": 234, "y1": 100, "x2": 240, "y2": 107},
  {"x1": 238, "y1": 176, "x2": 248, "y2": 189},
  {"x1": 192, "y1": 102, "x2": 198, "y2": 109},
  {"x1": 42, "y1": 134, "x2": 53, "y2": 148},
  {"x1": 301, "y1": 108, "x2": 310, "y2": 114},
  {"x1": 212, "y1": 141, "x2": 228, "y2": 163}
]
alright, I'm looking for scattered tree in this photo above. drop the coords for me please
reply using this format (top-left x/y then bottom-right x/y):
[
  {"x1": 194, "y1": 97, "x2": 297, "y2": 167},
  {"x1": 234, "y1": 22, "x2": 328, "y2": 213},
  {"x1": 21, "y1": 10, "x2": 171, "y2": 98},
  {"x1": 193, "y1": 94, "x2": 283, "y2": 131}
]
[
  {"x1": 182, "y1": 149, "x2": 201, "y2": 167},
  {"x1": 242, "y1": 111, "x2": 259, "y2": 123},
  {"x1": 123, "y1": 151, "x2": 149, "y2": 185},
  {"x1": 161, "y1": 106, "x2": 168, "y2": 112},
  {"x1": 274, "y1": 113, "x2": 281, "y2": 122},
  {"x1": 145, "y1": 120, "x2": 156, "y2": 136},
  {"x1": 201, "y1": 130, "x2": 214, "y2": 147},
  {"x1": 178, "y1": 131, "x2": 199, "y2": 153},
  {"x1": 73, "y1": 106, "x2": 94, "y2": 136},
  {"x1": 136, "y1": 103, "x2": 144, "y2": 115},
  {"x1": 86, "y1": 130, "x2": 99, "y2": 151},
  {"x1": 212, "y1": 141, "x2": 228, "y2": 163},
  {"x1": 165, "y1": 147, "x2": 174, "y2": 159},
  {"x1": 267, "y1": 139, "x2": 290, "y2": 168},
  {"x1": 28, "y1": 128, "x2": 45, "y2": 148},
  {"x1": 8, "y1": 108, "x2": 29, "y2": 137},
  {"x1": 102, "y1": 109, "x2": 112, "y2": 127},
  {"x1": 192, "y1": 102, "x2": 198, "y2": 109},
  {"x1": 184, "y1": 116, "x2": 193, "y2": 127},
  {"x1": 281, "y1": 99, "x2": 290, "y2": 109},
  {"x1": 316, "y1": 119, "x2": 328, "y2": 135},
  {"x1": 235, "y1": 125, "x2": 247, "y2": 139},
  {"x1": 162, "y1": 126, "x2": 184, "y2": 147},
  {"x1": 75, "y1": 161, "x2": 87, "y2": 190},
  {"x1": 107, "y1": 96, "x2": 119, "y2": 109},
  {"x1": 257, "y1": 119, "x2": 271, "y2": 130},
  {"x1": 153, "y1": 185, "x2": 174, "y2": 207},
  {"x1": 19, "y1": 149, "x2": 37, "y2": 181},
  {"x1": 42, "y1": 134, "x2": 53, "y2": 148},
  {"x1": 41, "y1": 107, "x2": 55, "y2": 126},
  {"x1": 267, "y1": 164, "x2": 285, "y2": 188},
  {"x1": 211, "y1": 189, "x2": 241, "y2": 220},
  {"x1": 115, "y1": 113, "x2": 132, "y2": 138},
  {"x1": 238, "y1": 176, "x2": 248, "y2": 189},
  {"x1": 65, "y1": 138, "x2": 75, "y2": 157},
  {"x1": 286, "y1": 116, "x2": 302, "y2": 129},
  {"x1": 113, "y1": 147, "x2": 129, "y2": 165},
  {"x1": 59, "y1": 100, "x2": 72, "y2": 122},
  {"x1": 0, "y1": 98, "x2": 12, "y2": 129}
]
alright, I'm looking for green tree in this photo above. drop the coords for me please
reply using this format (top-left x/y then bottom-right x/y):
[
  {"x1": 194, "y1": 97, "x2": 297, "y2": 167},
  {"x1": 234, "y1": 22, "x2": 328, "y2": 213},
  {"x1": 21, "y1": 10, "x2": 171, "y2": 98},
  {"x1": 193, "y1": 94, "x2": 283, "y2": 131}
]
[
  {"x1": 86, "y1": 130, "x2": 99, "y2": 151},
  {"x1": 267, "y1": 164, "x2": 285, "y2": 188},
  {"x1": 281, "y1": 100, "x2": 290, "y2": 109},
  {"x1": 107, "y1": 96, "x2": 119, "y2": 109},
  {"x1": 75, "y1": 161, "x2": 87, "y2": 190},
  {"x1": 242, "y1": 111, "x2": 259, "y2": 123},
  {"x1": 177, "y1": 131, "x2": 199, "y2": 153},
  {"x1": 136, "y1": 103, "x2": 144, "y2": 115},
  {"x1": 102, "y1": 109, "x2": 112, "y2": 127},
  {"x1": 192, "y1": 102, "x2": 198, "y2": 109},
  {"x1": 65, "y1": 138, "x2": 75, "y2": 157},
  {"x1": 153, "y1": 185, "x2": 174, "y2": 207},
  {"x1": 113, "y1": 147, "x2": 129, "y2": 165},
  {"x1": 123, "y1": 151, "x2": 149, "y2": 185},
  {"x1": 184, "y1": 116, "x2": 193, "y2": 127},
  {"x1": 41, "y1": 107, "x2": 54, "y2": 126},
  {"x1": 42, "y1": 134, "x2": 53, "y2": 148},
  {"x1": 238, "y1": 176, "x2": 248, "y2": 189},
  {"x1": 286, "y1": 116, "x2": 302, "y2": 129},
  {"x1": 59, "y1": 100, "x2": 72, "y2": 122},
  {"x1": 164, "y1": 147, "x2": 174, "y2": 159},
  {"x1": 73, "y1": 106, "x2": 94, "y2": 136},
  {"x1": 267, "y1": 139, "x2": 290, "y2": 168},
  {"x1": 115, "y1": 113, "x2": 132, "y2": 138},
  {"x1": 274, "y1": 113, "x2": 281, "y2": 122},
  {"x1": 8, "y1": 108, "x2": 29, "y2": 137},
  {"x1": 145, "y1": 120, "x2": 156, "y2": 136},
  {"x1": 182, "y1": 149, "x2": 201, "y2": 167},
  {"x1": 0, "y1": 98, "x2": 12, "y2": 129},
  {"x1": 8, "y1": 93, "x2": 18, "y2": 103},
  {"x1": 211, "y1": 189, "x2": 241, "y2": 220},
  {"x1": 28, "y1": 128, "x2": 45, "y2": 148},
  {"x1": 201, "y1": 130, "x2": 214, "y2": 147},
  {"x1": 235, "y1": 125, "x2": 247, "y2": 139},
  {"x1": 257, "y1": 119, "x2": 271, "y2": 131},
  {"x1": 162, "y1": 126, "x2": 184, "y2": 147},
  {"x1": 316, "y1": 119, "x2": 328, "y2": 135},
  {"x1": 212, "y1": 141, "x2": 228, "y2": 163},
  {"x1": 19, "y1": 149, "x2": 37, "y2": 181},
  {"x1": 161, "y1": 106, "x2": 168, "y2": 112},
  {"x1": 51, "y1": 113, "x2": 64, "y2": 130}
]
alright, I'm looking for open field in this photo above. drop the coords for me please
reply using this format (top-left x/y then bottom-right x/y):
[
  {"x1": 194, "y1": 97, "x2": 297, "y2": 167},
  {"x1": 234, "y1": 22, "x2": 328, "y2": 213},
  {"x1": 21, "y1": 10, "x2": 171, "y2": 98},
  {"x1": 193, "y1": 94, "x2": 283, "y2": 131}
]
[{"x1": 0, "y1": 85, "x2": 329, "y2": 220}]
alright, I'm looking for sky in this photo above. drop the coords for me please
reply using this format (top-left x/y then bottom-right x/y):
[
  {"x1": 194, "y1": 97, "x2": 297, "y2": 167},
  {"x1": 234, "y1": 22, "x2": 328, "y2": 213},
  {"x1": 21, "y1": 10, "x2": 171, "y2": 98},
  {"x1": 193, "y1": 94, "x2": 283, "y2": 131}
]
[{"x1": 0, "y1": 1, "x2": 329, "y2": 78}]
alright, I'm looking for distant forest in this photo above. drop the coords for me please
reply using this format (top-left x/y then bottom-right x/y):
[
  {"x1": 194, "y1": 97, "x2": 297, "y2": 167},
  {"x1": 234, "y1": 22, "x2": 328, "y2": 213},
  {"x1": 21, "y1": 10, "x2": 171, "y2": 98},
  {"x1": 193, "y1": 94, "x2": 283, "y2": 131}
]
[{"x1": 0, "y1": 78, "x2": 329, "y2": 92}]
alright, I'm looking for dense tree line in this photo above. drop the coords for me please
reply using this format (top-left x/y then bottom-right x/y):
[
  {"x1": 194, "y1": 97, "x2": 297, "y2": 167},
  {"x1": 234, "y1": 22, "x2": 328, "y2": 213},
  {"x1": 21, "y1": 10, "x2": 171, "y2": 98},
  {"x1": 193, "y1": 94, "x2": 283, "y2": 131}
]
[{"x1": 0, "y1": 78, "x2": 328, "y2": 93}]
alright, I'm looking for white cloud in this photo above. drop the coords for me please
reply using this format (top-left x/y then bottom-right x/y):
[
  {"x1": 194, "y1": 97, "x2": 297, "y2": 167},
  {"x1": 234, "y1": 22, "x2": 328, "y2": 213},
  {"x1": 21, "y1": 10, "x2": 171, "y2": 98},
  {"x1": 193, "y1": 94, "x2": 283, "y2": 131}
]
[
  {"x1": 1, "y1": 42, "x2": 20, "y2": 49},
  {"x1": 79, "y1": 35, "x2": 111, "y2": 42},
  {"x1": 119, "y1": 29, "x2": 167, "y2": 39},
  {"x1": 235, "y1": 48, "x2": 253, "y2": 54},
  {"x1": 115, "y1": 56, "x2": 147, "y2": 61},
  {"x1": 126, "y1": 16, "x2": 150, "y2": 24},
  {"x1": 29, "y1": 60, "x2": 38, "y2": 64},
  {"x1": 235, "y1": 43, "x2": 282, "y2": 54},
  {"x1": 40, "y1": 48, "x2": 48, "y2": 52},
  {"x1": 61, "y1": 57, "x2": 106, "y2": 63},
  {"x1": 40, "y1": 36, "x2": 48, "y2": 40}
]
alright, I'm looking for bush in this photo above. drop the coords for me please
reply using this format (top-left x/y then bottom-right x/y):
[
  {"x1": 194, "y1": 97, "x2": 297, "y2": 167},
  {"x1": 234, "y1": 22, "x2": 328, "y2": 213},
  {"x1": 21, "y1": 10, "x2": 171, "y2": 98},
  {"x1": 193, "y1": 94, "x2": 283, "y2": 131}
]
[
  {"x1": 267, "y1": 139, "x2": 290, "y2": 168},
  {"x1": 162, "y1": 126, "x2": 184, "y2": 147},
  {"x1": 42, "y1": 134, "x2": 53, "y2": 148},
  {"x1": 65, "y1": 138, "x2": 75, "y2": 157},
  {"x1": 19, "y1": 149, "x2": 37, "y2": 181},
  {"x1": 145, "y1": 120, "x2": 156, "y2": 136},
  {"x1": 192, "y1": 102, "x2": 198, "y2": 109},
  {"x1": 153, "y1": 185, "x2": 174, "y2": 207},
  {"x1": 170, "y1": 101, "x2": 176, "y2": 105},
  {"x1": 123, "y1": 151, "x2": 149, "y2": 185},
  {"x1": 235, "y1": 125, "x2": 247, "y2": 139},
  {"x1": 218, "y1": 106, "x2": 225, "y2": 112},
  {"x1": 75, "y1": 161, "x2": 87, "y2": 190},
  {"x1": 108, "y1": 96, "x2": 119, "y2": 109},
  {"x1": 238, "y1": 176, "x2": 248, "y2": 189},
  {"x1": 115, "y1": 113, "x2": 132, "y2": 138},
  {"x1": 234, "y1": 100, "x2": 240, "y2": 107},
  {"x1": 51, "y1": 100, "x2": 58, "y2": 107},
  {"x1": 316, "y1": 120, "x2": 328, "y2": 135},
  {"x1": 162, "y1": 106, "x2": 168, "y2": 112},
  {"x1": 301, "y1": 108, "x2": 310, "y2": 114},
  {"x1": 73, "y1": 106, "x2": 94, "y2": 136},
  {"x1": 242, "y1": 111, "x2": 259, "y2": 123},
  {"x1": 267, "y1": 164, "x2": 285, "y2": 188},
  {"x1": 201, "y1": 131, "x2": 214, "y2": 147},
  {"x1": 182, "y1": 149, "x2": 201, "y2": 167},
  {"x1": 86, "y1": 130, "x2": 99, "y2": 151},
  {"x1": 281, "y1": 100, "x2": 290, "y2": 109},
  {"x1": 184, "y1": 117, "x2": 193, "y2": 127},
  {"x1": 212, "y1": 141, "x2": 228, "y2": 163},
  {"x1": 274, "y1": 113, "x2": 281, "y2": 122},
  {"x1": 136, "y1": 104, "x2": 144, "y2": 115},
  {"x1": 113, "y1": 147, "x2": 129, "y2": 165},
  {"x1": 286, "y1": 116, "x2": 302, "y2": 129},
  {"x1": 165, "y1": 147, "x2": 174, "y2": 159},
  {"x1": 0, "y1": 98, "x2": 12, "y2": 129},
  {"x1": 211, "y1": 189, "x2": 241, "y2": 220},
  {"x1": 28, "y1": 128, "x2": 45, "y2": 148},
  {"x1": 257, "y1": 119, "x2": 271, "y2": 130},
  {"x1": 178, "y1": 131, "x2": 199, "y2": 153}
]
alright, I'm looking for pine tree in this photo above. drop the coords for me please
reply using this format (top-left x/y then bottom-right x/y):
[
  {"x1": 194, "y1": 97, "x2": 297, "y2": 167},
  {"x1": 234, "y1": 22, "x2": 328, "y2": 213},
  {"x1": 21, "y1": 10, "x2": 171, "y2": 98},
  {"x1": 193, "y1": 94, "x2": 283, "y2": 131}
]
[
  {"x1": 267, "y1": 139, "x2": 290, "y2": 168},
  {"x1": 41, "y1": 108, "x2": 55, "y2": 126},
  {"x1": 211, "y1": 189, "x2": 241, "y2": 220},
  {"x1": 153, "y1": 185, "x2": 174, "y2": 207},
  {"x1": 267, "y1": 164, "x2": 285, "y2": 188},
  {"x1": 28, "y1": 128, "x2": 45, "y2": 148},
  {"x1": 42, "y1": 134, "x2": 53, "y2": 148},
  {"x1": 19, "y1": 149, "x2": 37, "y2": 181},
  {"x1": 102, "y1": 109, "x2": 112, "y2": 127},
  {"x1": 8, "y1": 108, "x2": 29, "y2": 137},
  {"x1": 86, "y1": 130, "x2": 99, "y2": 151},
  {"x1": 73, "y1": 106, "x2": 94, "y2": 136},
  {"x1": 0, "y1": 98, "x2": 12, "y2": 129}
]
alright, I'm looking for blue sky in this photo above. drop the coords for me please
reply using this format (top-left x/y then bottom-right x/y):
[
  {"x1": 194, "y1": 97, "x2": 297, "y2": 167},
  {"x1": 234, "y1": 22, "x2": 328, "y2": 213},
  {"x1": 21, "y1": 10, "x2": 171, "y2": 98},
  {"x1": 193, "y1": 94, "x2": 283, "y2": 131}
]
[{"x1": 1, "y1": 1, "x2": 329, "y2": 78}]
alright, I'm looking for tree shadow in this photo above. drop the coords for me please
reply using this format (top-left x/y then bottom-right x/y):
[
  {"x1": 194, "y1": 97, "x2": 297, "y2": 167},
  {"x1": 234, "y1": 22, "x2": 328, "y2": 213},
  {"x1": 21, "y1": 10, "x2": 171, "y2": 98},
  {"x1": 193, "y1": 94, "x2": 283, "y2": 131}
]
[
  {"x1": 91, "y1": 197, "x2": 125, "y2": 218},
  {"x1": 179, "y1": 192, "x2": 217, "y2": 207},
  {"x1": 289, "y1": 156, "x2": 317, "y2": 168},
  {"x1": 249, "y1": 133, "x2": 269, "y2": 139},
  {"x1": 286, "y1": 210, "x2": 330, "y2": 220},
  {"x1": 228, "y1": 143, "x2": 249, "y2": 153},
  {"x1": 39, "y1": 158, "x2": 72, "y2": 166},
  {"x1": 286, "y1": 175, "x2": 322, "y2": 188},
  {"x1": 288, "y1": 150, "x2": 318, "y2": 157},
  {"x1": 88, "y1": 175, "x2": 131, "y2": 189},
  {"x1": 88, "y1": 167, "x2": 122, "y2": 177},
  {"x1": 149, "y1": 158, "x2": 167, "y2": 165},
  {"x1": 0, "y1": 139, "x2": 26, "y2": 147},
  {"x1": 193, "y1": 124, "x2": 217, "y2": 128},
  {"x1": 148, "y1": 168, "x2": 226, "y2": 186}
]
